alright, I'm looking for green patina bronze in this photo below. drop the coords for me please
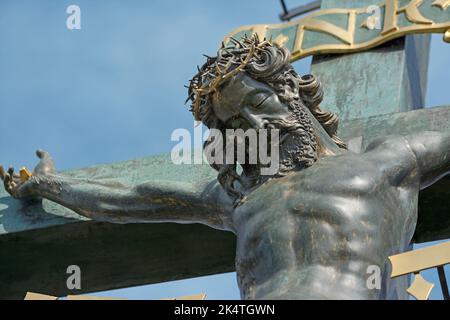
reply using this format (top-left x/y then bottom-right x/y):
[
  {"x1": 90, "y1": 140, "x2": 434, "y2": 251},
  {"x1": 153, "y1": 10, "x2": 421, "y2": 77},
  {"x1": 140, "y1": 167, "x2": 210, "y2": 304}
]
[
  {"x1": 1, "y1": 0, "x2": 449, "y2": 300},
  {"x1": 226, "y1": 0, "x2": 450, "y2": 61},
  {"x1": 2, "y1": 105, "x2": 449, "y2": 299}
]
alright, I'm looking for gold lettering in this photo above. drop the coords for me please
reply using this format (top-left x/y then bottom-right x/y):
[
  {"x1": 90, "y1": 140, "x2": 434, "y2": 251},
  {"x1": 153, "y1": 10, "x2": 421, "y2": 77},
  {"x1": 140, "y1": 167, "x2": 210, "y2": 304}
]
[
  {"x1": 433, "y1": 0, "x2": 450, "y2": 10},
  {"x1": 399, "y1": 0, "x2": 433, "y2": 24},
  {"x1": 444, "y1": 29, "x2": 450, "y2": 42},
  {"x1": 273, "y1": 34, "x2": 289, "y2": 47},
  {"x1": 382, "y1": 0, "x2": 400, "y2": 35},
  {"x1": 301, "y1": 10, "x2": 356, "y2": 45},
  {"x1": 382, "y1": 0, "x2": 432, "y2": 35},
  {"x1": 226, "y1": 0, "x2": 450, "y2": 61},
  {"x1": 293, "y1": 25, "x2": 305, "y2": 55}
]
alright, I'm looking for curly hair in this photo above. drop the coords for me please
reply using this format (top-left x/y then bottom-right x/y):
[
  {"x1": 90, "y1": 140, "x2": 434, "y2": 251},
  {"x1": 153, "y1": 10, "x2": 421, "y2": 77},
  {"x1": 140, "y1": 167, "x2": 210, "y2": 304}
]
[{"x1": 187, "y1": 35, "x2": 346, "y2": 199}]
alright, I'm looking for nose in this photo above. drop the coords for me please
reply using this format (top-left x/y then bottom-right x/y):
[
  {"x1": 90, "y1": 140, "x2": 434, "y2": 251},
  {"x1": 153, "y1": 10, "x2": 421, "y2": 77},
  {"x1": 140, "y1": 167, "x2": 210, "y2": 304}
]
[
  {"x1": 241, "y1": 110, "x2": 268, "y2": 129},
  {"x1": 248, "y1": 117, "x2": 268, "y2": 129}
]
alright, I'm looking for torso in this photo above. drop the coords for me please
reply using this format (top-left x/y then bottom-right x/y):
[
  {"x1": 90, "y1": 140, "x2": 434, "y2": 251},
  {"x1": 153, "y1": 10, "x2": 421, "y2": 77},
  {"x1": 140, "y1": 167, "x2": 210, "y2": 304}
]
[{"x1": 229, "y1": 137, "x2": 420, "y2": 299}]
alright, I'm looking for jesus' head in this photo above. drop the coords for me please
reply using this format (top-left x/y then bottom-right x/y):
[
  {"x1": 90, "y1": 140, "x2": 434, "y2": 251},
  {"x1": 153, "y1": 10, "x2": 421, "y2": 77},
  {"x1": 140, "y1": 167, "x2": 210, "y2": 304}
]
[{"x1": 187, "y1": 35, "x2": 346, "y2": 200}]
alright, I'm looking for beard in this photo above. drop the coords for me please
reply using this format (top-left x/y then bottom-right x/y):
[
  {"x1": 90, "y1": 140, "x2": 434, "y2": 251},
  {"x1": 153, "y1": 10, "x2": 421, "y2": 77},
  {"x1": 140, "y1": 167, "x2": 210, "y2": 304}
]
[
  {"x1": 239, "y1": 100, "x2": 318, "y2": 191},
  {"x1": 206, "y1": 100, "x2": 319, "y2": 201},
  {"x1": 272, "y1": 100, "x2": 318, "y2": 175}
]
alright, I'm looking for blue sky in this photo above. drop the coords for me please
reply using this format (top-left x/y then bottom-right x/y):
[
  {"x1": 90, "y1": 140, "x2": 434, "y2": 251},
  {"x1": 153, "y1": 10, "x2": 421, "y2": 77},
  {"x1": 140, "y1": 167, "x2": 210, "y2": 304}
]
[{"x1": 0, "y1": 0, "x2": 449, "y2": 300}]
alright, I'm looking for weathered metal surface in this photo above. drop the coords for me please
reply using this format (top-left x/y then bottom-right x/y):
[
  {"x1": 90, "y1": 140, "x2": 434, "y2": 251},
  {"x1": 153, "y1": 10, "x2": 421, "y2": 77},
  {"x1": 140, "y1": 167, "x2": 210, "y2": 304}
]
[
  {"x1": 3, "y1": 35, "x2": 450, "y2": 299},
  {"x1": 1, "y1": 100, "x2": 447, "y2": 298},
  {"x1": 1, "y1": 1, "x2": 448, "y2": 300},
  {"x1": 0, "y1": 153, "x2": 217, "y2": 235},
  {"x1": 226, "y1": 0, "x2": 448, "y2": 61},
  {"x1": 0, "y1": 221, "x2": 235, "y2": 300},
  {"x1": 338, "y1": 105, "x2": 450, "y2": 149},
  {"x1": 0, "y1": 153, "x2": 235, "y2": 300},
  {"x1": 311, "y1": 0, "x2": 431, "y2": 120},
  {"x1": 339, "y1": 105, "x2": 450, "y2": 243}
]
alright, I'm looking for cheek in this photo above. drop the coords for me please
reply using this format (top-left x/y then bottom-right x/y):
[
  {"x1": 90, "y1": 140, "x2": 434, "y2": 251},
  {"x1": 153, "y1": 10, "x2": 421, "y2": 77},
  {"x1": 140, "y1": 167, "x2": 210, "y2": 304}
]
[
  {"x1": 260, "y1": 95, "x2": 290, "y2": 114},
  {"x1": 212, "y1": 103, "x2": 233, "y2": 123}
]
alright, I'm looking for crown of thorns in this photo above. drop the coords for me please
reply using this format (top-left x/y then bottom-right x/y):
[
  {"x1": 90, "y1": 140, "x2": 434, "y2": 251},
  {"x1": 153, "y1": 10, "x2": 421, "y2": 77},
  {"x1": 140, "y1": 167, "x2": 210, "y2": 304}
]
[{"x1": 187, "y1": 35, "x2": 273, "y2": 121}]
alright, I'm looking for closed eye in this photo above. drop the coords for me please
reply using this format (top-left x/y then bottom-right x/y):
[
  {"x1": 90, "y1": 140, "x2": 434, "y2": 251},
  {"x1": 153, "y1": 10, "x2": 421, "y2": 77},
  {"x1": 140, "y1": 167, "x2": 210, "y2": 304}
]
[{"x1": 252, "y1": 92, "x2": 271, "y2": 109}]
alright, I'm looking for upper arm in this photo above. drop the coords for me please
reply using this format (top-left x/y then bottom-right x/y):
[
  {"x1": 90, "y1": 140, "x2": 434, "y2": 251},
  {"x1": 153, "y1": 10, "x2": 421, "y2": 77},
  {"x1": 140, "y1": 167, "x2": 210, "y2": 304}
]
[
  {"x1": 405, "y1": 131, "x2": 450, "y2": 189},
  {"x1": 129, "y1": 179, "x2": 233, "y2": 229},
  {"x1": 41, "y1": 173, "x2": 234, "y2": 231}
]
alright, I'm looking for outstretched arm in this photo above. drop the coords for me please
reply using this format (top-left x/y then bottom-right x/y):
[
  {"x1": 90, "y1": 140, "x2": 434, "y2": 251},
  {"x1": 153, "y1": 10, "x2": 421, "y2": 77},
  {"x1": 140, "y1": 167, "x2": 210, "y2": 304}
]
[
  {"x1": 1, "y1": 150, "x2": 233, "y2": 230},
  {"x1": 406, "y1": 131, "x2": 450, "y2": 189}
]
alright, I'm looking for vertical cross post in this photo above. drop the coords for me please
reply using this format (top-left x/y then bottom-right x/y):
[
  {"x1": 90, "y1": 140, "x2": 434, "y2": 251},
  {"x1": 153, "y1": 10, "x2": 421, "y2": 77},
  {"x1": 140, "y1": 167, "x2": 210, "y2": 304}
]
[{"x1": 311, "y1": 0, "x2": 430, "y2": 121}]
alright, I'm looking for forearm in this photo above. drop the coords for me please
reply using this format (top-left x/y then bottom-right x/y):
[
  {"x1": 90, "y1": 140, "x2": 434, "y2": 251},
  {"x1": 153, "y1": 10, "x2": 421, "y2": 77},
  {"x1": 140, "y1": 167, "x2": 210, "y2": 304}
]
[{"x1": 30, "y1": 173, "x2": 229, "y2": 227}]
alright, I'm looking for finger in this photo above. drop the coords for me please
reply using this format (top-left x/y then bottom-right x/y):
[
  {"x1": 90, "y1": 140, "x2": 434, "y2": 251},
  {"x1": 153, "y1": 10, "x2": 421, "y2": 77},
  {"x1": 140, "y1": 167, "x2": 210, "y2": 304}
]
[
  {"x1": 36, "y1": 149, "x2": 48, "y2": 159},
  {"x1": 3, "y1": 173, "x2": 12, "y2": 192},
  {"x1": 35, "y1": 149, "x2": 56, "y2": 174},
  {"x1": 4, "y1": 173, "x2": 19, "y2": 197},
  {"x1": 12, "y1": 173, "x2": 21, "y2": 184},
  {"x1": 0, "y1": 165, "x2": 5, "y2": 180}
]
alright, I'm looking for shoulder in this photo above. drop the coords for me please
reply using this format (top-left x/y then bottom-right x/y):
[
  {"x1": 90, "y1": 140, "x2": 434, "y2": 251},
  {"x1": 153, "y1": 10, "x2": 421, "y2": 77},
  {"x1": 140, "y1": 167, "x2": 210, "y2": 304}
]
[
  {"x1": 364, "y1": 135, "x2": 411, "y2": 153},
  {"x1": 361, "y1": 134, "x2": 419, "y2": 183}
]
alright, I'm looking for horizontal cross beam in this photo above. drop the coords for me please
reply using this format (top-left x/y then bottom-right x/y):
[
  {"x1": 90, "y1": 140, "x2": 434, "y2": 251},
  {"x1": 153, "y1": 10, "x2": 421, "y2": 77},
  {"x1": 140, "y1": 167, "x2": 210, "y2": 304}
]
[{"x1": 1, "y1": 105, "x2": 449, "y2": 299}]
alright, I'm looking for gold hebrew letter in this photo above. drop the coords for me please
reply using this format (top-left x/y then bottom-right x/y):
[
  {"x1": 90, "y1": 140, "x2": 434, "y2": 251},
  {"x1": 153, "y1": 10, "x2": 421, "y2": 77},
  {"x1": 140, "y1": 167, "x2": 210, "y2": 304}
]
[
  {"x1": 382, "y1": 0, "x2": 400, "y2": 35},
  {"x1": 383, "y1": 0, "x2": 433, "y2": 35},
  {"x1": 294, "y1": 9, "x2": 357, "y2": 55},
  {"x1": 399, "y1": 0, "x2": 433, "y2": 24},
  {"x1": 433, "y1": 0, "x2": 450, "y2": 10}
]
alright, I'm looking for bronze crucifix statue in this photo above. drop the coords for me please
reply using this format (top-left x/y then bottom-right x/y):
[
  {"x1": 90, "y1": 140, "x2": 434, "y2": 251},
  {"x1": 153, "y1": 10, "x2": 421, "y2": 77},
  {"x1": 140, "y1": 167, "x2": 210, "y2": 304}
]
[{"x1": 2, "y1": 36, "x2": 449, "y2": 299}]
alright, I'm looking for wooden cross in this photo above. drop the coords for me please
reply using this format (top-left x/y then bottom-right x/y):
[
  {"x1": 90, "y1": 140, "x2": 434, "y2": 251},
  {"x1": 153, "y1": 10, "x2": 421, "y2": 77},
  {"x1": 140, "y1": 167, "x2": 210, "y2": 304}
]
[{"x1": 1, "y1": 0, "x2": 449, "y2": 299}]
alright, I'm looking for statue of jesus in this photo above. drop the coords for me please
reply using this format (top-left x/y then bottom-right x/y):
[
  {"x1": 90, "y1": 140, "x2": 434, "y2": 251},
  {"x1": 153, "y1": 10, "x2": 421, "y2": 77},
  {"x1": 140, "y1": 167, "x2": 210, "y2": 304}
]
[{"x1": 2, "y1": 36, "x2": 449, "y2": 299}]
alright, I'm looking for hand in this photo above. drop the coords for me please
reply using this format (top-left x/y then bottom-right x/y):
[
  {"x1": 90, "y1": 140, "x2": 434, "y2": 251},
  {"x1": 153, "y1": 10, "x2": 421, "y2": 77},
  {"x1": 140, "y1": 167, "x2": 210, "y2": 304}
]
[{"x1": 0, "y1": 149, "x2": 56, "y2": 199}]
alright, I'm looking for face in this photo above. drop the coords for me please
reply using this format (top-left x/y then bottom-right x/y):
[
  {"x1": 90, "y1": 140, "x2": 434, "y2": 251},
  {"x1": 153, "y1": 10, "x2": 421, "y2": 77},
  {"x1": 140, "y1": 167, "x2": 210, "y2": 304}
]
[
  {"x1": 211, "y1": 72, "x2": 292, "y2": 130},
  {"x1": 206, "y1": 69, "x2": 318, "y2": 194}
]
